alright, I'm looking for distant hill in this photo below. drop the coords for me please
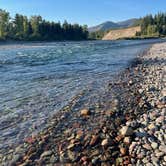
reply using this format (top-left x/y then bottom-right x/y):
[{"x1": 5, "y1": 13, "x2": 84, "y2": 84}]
[
  {"x1": 88, "y1": 21, "x2": 118, "y2": 32},
  {"x1": 102, "y1": 26, "x2": 141, "y2": 40},
  {"x1": 88, "y1": 18, "x2": 140, "y2": 32},
  {"x1": 116, "y1": 18, "x2": 139, "y2": 28}
]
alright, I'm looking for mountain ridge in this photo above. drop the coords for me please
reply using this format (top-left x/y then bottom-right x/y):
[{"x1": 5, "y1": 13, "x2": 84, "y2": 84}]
[{"x1": 88, "y1": 18, "x2": 139, "y2": 32}]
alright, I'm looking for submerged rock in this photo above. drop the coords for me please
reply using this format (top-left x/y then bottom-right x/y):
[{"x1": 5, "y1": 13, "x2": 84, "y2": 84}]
[{"x1": 80, "y1": 109, "x2": 91, "y2": 116}]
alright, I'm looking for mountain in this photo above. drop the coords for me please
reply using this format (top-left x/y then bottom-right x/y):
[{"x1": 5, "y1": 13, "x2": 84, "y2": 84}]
[
  {"x1": 88, "y1": 18, "x2": 139, "y2": 32},
  {"x1": 116, "y1": 18, "x2": 139, "y2": 27},
  {"x1": 88, "y1": 21, "x2": 118, "y2": 32}
]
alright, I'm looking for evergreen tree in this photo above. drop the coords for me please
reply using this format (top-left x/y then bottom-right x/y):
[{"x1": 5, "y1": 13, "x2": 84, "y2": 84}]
[
  {"x1": 0, "y1": 8, "x2": 89, "y2": 41},
  {"x1": 0, "y1": 9, "x2": 10, "y2": 39}
]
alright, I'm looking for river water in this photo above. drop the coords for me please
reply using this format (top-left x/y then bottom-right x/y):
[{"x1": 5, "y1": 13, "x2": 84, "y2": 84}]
[{"x1": 0, "y1": 39, "x2": 164, "y2": 152}]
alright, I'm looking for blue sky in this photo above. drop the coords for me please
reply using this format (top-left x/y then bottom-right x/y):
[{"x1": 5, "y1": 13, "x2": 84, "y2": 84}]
[{"x1": 1, "y1": 0, "x2": 166, "y2": 27}]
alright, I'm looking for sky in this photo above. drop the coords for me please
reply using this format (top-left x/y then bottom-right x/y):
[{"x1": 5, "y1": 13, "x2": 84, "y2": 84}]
[{"x1": 1, "y1": 0, "x2": 166, "y2": 27}]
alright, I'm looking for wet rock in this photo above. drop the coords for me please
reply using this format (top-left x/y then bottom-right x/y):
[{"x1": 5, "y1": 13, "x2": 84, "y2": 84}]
[
  {"x1": 120, "y1": 147, "x2": 127, "y2": 156},
  {"x1": 81, "y1": 156, "x2": 88, "y2": 162},
  {"x1": 116, "y1": 157, "x2": 123, "y2": 165},
  {"x1": 156, "y1": 116, "x2": 164, "y2": 123},
  {"x1": 40, "y1": 151, "x2": 52, "y2": 158},
  {"x1": 90, "y1": 135, "x2": 99, "y2": 146},
  {"x1": 101, "y1": 139, "x2": 109, "y2": 146},
  {"x1": 80, "y1": 109, "x2": 91, "y2": 116},
  {"x1": 67, "y1": 143, "x2": 75, "y2": 150},
  {"x1": 115, "y1": 135, "x2": 123, "y2": 142},
  {"x1": 92, "y1": 157, "x2": 100, "y2": 165},
  {"x1": 148, "y1": 123, "x2": 155, "y2": 130},
  {"x1": 10, "y1": 154, "x2": 21, "y2": 164},
  {"x1": 67, "y1": 151, "x2": 78, "y2": 162},
  {"x1": 124, "y1": 137, "x2": 131, "y2": 144},
  {"x1": 119, "y1": 126, "x2": 133, "y2": 136}
]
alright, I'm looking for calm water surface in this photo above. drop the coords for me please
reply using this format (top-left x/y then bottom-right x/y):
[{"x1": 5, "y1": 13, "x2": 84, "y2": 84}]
[{"x1": 0, "y1": 39, "x2": 163, "y2": 151}]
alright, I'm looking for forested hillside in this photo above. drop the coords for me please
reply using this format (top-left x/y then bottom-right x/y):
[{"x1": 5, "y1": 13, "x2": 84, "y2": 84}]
[
  {"x1": 0, "y1": 9, "x2": 88, "y2": 41},
  {"x1": 137, "y1": 13, "x2": 166, "y2": 37}
]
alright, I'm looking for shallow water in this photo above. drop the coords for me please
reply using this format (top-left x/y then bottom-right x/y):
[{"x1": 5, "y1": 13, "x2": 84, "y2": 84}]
[{"x1": 0, "y1": 39, "x2": 164, "y2": 152}]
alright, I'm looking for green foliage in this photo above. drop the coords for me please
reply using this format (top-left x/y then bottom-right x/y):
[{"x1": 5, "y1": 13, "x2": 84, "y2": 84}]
[
  {"x1": 0, "y1": 9, "x2": 89, "y2": 41},
  {"x1": 89, "y1": 31, "x2": 105, "y2": 40},
  {"x1": 138, "y1": 12, "x2": 166, "y2": 37},
  {"x1": 0, "y1": 9, "x2": 10, "y2": 39}
]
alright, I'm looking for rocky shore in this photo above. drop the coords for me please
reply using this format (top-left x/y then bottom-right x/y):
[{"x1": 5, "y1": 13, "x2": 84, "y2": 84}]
[{"x1": 0, "y1": 42, "x2": 166, "y2": 166}]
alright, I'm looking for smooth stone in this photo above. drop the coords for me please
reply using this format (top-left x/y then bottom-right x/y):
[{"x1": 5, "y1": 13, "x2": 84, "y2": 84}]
[
  {"x1": 159, "y1": 145, "x2": 166, "y2": 153},
  {"x1": 10, "y1": 154, "x2": 21, "y2": 164},
  {"x1": 151, "y1": 142, "x2": 158, "y2": 149},
  {"x1": 164, "y1": 156, "x2": 166, "y2": 162},
  {"x1": 90, "y1": 135, "x2": 99, "y2": 146},
  {"x1": 120, "y1": 126, "x2": 133, "y2": 136},
  {"x1": 40, "y1": 151, "x2": 52, "y2": 158},
  {"x1": 101, "y1": 139, "x2": 109, "y2": 146},
  {"x1": 135, "y1": 132, "x2": 147, "y2": 137},
  {"x1": 67, "y1": 143, "x2": 75, "y2": 150},
  {"x1": 120, "y1": 147, "x2": 127, "y2": 155},
  {"x1": 155, "y1": 151, "x2": 164, "y2": 158},
  {"x1": 151, "y1": 157, "x2": 158, "y2": 163},
  {"x1": 67, "y1": 151, "x2": 77, "y2": 161},
  {"x1": 124, "y1": 137, "x2": 131, "y2": 144},
  {"x1": 161, "y1": 89, "x2": 166, "y2": 96},
  {"x1": 92, "y1": 157, "x2": 99, "y2": 164},
  {"x1": 148, "y1": 123, "x2": 155, "y2": 130},
  {"x1": 156, "y1": 116, "x2": 164, "y2": 123},
  {"x1": 143, "y1": 144, "x2": 152, "y2": 150},
  {"x1": 142, "y1": 158, "x2": 148, "y2": 163},
  {"x1": 80, "y1": 109, "x2": 91, "y2": 116}
]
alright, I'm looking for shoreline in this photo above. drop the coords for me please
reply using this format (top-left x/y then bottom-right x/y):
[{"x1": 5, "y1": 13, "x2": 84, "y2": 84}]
[{"x1": 0, "y1": 42, "x2": 166, "y2": 165}]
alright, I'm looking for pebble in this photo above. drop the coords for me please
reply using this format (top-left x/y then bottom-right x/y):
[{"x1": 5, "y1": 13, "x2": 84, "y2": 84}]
[
  {"x1": 40, "y1": 151, "x2": 52, "y2": 158},
  {"x1": 159, "y1": 145, "x2": 166, "y2": 153},
  {"x1": 164, "y1": 156, "x2": 166, "y2": 162},
  {"x1": 90, "y1": 135, "x2": 99, "y2": 146},
  {"x1": 80, "y1": 109, "x2": 91, "y2": 116},
  {"x1": 148, "y1": 123, "x2": 155, "y2": 130},
  {"x1": 119, "y1": 126, "x2": 133, "y2": 136},
  {"x1": 101, "y1": 139, "x2": 109, "y2": 146},
  {"x1": 151, "y1": 142, "x2": 158, "y2": 149},
  {"x1": 124, "y1": 137, "x2": 131, "y2": 144}
]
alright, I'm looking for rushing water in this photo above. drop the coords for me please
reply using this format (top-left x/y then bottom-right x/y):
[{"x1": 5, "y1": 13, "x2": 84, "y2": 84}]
[{"x1": 0, "y1": 39, "x2": 164, "y2": 151}]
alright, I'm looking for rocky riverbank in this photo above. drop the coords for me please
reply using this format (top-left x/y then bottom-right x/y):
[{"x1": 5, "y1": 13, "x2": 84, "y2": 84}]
[{"x1": 0, "y1": 42, "x2": 165, "y2": 166}]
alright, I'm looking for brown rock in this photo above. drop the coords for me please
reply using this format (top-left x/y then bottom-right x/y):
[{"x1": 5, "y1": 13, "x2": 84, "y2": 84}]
[
  {"x1": 115, "y1": 135, "x2": 124, "y2": 142},
  {"x1": 81, "y1": 156, "x2": 88, "y2": 162},
  {"x1": 101, "y1": 139, "x2": 109, "y2": 146},
  {"x1": 80, "y1": 109, "x2": 91, "y2": 116},
  {"x1": 123, "y1": 137, "x2": 131, "y2": 144},
  {"x1": 120, "y1": 147, "x2": 127, "y2": 156},
  {"x1": 90, "y1": 135, "x2": 99, "y2": 146}
]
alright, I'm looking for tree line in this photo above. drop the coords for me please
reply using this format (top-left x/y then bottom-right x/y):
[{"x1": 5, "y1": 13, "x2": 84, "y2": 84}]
[
  {"x1": 136, "y1": 12, "x2": 166, "y2": 37},
  {"x1": 0, "y1": 9, "x2": 89, "y2": 41}
]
